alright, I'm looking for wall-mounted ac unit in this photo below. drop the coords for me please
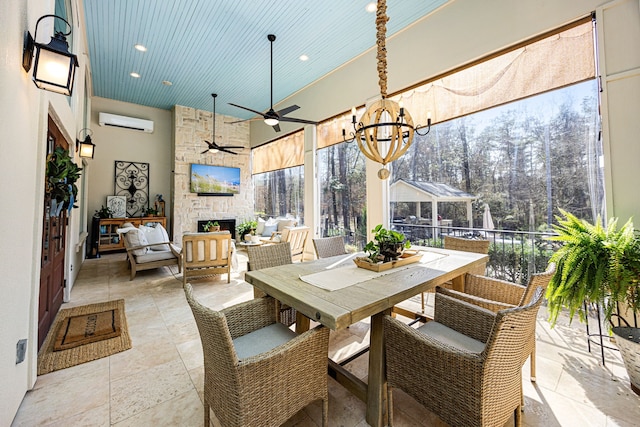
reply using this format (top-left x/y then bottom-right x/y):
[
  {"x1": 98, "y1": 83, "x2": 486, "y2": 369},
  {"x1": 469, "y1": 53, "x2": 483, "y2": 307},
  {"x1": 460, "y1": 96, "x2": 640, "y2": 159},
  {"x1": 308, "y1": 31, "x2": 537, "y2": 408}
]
[{"x1": 98, "y1": 112, "x2": 154, "y2": 133}]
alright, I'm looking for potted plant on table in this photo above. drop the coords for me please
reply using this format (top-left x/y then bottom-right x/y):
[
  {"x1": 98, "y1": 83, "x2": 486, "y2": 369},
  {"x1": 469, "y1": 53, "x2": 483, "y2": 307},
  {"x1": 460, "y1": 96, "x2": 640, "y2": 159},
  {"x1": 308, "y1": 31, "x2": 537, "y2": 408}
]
[
  {"x1": 546, "y1": 209, "x2": 640, "y2": 394},
  {"x1": 144, "y1": 207, "x2": 159, "y2": 217},
  {"x1": 94, "y1": 205, "x2": 114, "y2": 219},
  {"x1": 363, "y1": 224, "x2": 411, "y2": 263},
  {"x1": 202, "y1": 221, "x2": 220, "y2": 232},
  {"x1": 236, "y1": 219, "x2": 257, "y2": 242}
]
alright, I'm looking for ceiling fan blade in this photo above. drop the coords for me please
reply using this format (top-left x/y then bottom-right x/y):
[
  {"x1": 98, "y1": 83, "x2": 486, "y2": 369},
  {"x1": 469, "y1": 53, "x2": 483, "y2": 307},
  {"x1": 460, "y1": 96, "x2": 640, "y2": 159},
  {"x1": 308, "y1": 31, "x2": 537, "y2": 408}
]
[
  {"x1": 219, "y1": 147, "x2": 238, "y2": 155},
  {"x1": 272, "y1": 123, "x2": 281, "y2": 132},
  {"x1": 220, "y1": 145, "x2": 244, "y2": 149},
  {"x1": 276, "y1": 105, "x2": 300, "y2": 117},
  {"x1": 228, "y1": 103, "x2": 267, "y2": 118},
  {"x1": 201, "y1": 149, "x2": 209, "y2": 154},
  {"x1": 226, "y1": 118, "x2": 251, "y2": 124},
  {"x1": 279, "y1": 116, "x2": 318, "y2": 125}
]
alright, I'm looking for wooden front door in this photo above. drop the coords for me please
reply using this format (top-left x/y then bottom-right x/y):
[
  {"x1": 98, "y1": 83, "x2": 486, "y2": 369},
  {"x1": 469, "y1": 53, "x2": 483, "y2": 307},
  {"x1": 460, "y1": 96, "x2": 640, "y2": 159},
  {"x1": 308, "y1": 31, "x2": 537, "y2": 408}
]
[{"x1": 38, "y1": 117, "x2": 68, "y2": 349}]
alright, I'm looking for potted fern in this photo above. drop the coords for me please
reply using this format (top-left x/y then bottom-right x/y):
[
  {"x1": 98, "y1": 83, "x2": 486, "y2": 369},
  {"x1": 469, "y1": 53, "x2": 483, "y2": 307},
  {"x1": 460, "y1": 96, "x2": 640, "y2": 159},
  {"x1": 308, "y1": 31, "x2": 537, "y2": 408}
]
[
  {"x1": 363, "y1": 224, "x2": 411, "y2": 263},
  {"x1": 546, "y1": 209, "x2": 640, "y2": 394}
]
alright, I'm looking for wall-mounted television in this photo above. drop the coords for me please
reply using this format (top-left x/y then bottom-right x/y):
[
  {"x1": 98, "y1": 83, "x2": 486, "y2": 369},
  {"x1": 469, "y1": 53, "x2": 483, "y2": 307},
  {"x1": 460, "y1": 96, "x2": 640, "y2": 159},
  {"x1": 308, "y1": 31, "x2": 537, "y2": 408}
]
[{"x1": 190, "y1": 164, "x2": 240, "y2": 196}]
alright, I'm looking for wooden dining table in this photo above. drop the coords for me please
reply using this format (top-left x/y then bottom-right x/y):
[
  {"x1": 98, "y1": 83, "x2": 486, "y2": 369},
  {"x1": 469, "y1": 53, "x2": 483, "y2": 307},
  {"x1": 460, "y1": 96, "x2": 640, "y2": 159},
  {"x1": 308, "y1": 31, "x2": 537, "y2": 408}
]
[{"x1": 244, "y1": 246, "x2": 489, "y2": 427}]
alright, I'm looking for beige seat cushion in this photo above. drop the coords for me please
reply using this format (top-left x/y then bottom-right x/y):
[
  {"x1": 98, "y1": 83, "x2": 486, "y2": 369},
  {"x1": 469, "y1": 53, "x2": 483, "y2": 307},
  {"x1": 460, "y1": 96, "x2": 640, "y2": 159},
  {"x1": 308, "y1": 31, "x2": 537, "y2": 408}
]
[
  {"x1": 232, "y1": 323, "x2": 297, "y2": 361},
  {"x1": 417, "y1": 321, "x2": 485, "y2": 354},
  {"x1": 134, "y1": 248, "x2": 177, "y2": 263}
]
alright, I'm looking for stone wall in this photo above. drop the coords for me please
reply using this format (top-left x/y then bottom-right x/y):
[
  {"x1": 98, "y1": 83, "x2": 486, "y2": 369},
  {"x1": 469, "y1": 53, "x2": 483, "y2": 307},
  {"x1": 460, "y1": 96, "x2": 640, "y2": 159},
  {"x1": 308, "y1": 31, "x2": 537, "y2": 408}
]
[{"x1": 172, "y1": 105, "x2": 253, "y2": 242}]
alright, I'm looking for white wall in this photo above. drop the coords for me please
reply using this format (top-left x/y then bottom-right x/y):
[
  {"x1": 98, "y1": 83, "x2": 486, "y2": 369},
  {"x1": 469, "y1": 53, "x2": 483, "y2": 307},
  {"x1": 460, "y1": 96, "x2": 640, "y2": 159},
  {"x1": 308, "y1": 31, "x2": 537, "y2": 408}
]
[
  {"x1": 0, "y1": 0, "x2": 90, "y2": 424},
  {"x1": 87, "y1": 97, "x2": 173, "y2": 233}
]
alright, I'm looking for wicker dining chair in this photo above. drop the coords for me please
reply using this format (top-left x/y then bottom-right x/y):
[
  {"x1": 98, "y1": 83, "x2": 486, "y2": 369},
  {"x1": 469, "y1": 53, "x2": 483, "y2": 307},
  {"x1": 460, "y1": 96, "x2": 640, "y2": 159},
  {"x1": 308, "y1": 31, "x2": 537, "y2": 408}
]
[
  {"x1": 312, "y1": 236, "x2": 347, "y2": 259},
  {"x1": 384, "y1": 287, "x2": 545, "y2": 427},
  {"x1": 246, "y1": 242, "x2": 297, "y2": 326},
  {"x1": 436, "y1": 262, "x2": 556, "y2": 381},
  {"x1": 184, "y1": 283, "x2": 329, "y2": 427}
]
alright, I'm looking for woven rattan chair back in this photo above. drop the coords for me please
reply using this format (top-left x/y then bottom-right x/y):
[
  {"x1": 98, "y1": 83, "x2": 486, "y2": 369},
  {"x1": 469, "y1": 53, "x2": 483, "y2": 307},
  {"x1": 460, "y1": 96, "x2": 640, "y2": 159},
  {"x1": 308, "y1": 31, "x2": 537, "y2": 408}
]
[
  {"x1": 246, "y1": 242, "x2": 296, "y2": 325},
  {"x1": 312, "y1": 236, "x2": 347, "y2": 259},
  {"x1": 444, "y1": 236, "x2": 490, "y2": 276},
  {"x1": 519, "y1": 262, "x2": 556, "y2": 306},
  {"x1": 247, "y1": 242, "x2": 292, "y2": 271}
]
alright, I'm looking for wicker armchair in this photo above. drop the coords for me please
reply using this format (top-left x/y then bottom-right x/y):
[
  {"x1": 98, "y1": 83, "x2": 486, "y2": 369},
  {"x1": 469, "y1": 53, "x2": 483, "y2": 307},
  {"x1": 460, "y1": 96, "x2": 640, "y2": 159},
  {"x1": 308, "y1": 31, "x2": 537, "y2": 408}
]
[
  {"x1": 384, "y1": 287, "x2": 545, "y2": 427},
  {"x1": 184, "y1": 283, "x2": 329, "y2": 427},
  {"x1": 436, "y1": 262, "x2": 556, "y2": 381},
  {"x1": 247, "y1": 242, "x2": 297, "y2": 326},
  {"x1": 392, "y1": 236, "x2": 490, "y2": 318},
  {"x1": 312, "y1": 236, "x2": 347, "y2": 259}
]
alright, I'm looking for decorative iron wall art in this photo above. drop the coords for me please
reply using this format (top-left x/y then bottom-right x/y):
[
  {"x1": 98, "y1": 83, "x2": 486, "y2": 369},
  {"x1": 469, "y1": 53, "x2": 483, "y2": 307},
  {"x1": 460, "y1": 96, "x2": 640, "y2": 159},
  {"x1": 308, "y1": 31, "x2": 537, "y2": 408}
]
[{"x1": 114, "y1": 161, "x2": 149, "y2": 217}]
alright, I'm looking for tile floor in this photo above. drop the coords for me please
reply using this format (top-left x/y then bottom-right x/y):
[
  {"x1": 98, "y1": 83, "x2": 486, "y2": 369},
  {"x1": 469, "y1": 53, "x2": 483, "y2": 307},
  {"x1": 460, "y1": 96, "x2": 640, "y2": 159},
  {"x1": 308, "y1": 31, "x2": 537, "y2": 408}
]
[{"x1": 12, "y1": 251, "x2": 640, "y2": 426}]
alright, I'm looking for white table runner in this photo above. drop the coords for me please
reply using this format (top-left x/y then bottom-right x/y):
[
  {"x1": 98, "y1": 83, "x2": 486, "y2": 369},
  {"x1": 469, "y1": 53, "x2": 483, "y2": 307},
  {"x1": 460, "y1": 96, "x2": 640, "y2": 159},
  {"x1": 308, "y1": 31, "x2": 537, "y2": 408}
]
[{"x1": 299, "y1": 251, "x2": 448, "y2": 291}]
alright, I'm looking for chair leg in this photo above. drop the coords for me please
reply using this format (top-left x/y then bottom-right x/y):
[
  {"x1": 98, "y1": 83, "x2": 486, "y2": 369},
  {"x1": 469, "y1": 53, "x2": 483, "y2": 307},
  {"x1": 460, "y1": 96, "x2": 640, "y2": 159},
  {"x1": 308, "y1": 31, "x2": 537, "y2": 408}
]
[
  {"x1": 204, "y1": 402, "x2": 210, "y2": 427},
  {"x1": 387, "y1": 386, "x2": 394, "y2": 427},
  {"x1": 530, "y1": 342, "x2": 536, "y2": 381},
  {"x1": 514, "y1": 404, "x2": 522, "y2": 427},
  {"x1": 421, "y1": 292, "x2": 425, "y2": 313},
  {"x1": 322, "y1": 397, "x2": 328, "y2": 427}
]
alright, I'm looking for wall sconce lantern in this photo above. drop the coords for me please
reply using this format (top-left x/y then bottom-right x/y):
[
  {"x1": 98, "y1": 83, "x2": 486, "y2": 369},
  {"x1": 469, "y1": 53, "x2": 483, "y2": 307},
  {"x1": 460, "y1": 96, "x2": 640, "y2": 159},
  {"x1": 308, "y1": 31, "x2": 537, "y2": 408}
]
[
  {"x1": 76, "y1": 128, "x2": 95, "y2": 159},
  {"x1": 22, "y1": 14, "x2": 79, "y2": 96}
]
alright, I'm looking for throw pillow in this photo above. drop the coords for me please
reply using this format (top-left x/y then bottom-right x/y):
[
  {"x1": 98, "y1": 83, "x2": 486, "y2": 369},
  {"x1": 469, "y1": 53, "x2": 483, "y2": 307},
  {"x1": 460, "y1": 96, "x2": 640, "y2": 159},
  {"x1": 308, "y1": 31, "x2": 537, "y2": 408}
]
[
  {"x1": 139, "y1": 225, "x2": 170, "y2": 251},
  {"x1": 261, "y1": 224, "x2": 278, "y2": 237},
  {"x1": 255, "y1": 217, "x2": 266, "y2": 235},
  {"x1": 277, "y1": 219, "x2": 295, "y2": 231},
  {"x1": 124, "y1": 228, "x2": 149, "y2": 256}
]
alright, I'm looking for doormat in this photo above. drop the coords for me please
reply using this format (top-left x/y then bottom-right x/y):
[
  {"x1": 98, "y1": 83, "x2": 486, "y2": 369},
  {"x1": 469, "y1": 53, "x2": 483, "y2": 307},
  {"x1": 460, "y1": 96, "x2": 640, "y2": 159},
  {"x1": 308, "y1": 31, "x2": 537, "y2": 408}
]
[
  {"x1": 38, "y1": 299, "x2": 131, "y2": 375},
  {"x1": 53, "y1": 307, "x2": 122, "y2": 351}
]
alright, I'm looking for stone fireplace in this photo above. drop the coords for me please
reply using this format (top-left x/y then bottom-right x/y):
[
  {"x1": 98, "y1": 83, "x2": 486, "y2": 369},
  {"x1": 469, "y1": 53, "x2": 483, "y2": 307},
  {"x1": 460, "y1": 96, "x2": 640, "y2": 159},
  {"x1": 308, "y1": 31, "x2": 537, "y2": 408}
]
[
  {"x1": 171, "y1": 105, "x2": 254, "y2": 243},
  {"x1": 197, "y1": 218, "x2": 237, "y2": 240}
]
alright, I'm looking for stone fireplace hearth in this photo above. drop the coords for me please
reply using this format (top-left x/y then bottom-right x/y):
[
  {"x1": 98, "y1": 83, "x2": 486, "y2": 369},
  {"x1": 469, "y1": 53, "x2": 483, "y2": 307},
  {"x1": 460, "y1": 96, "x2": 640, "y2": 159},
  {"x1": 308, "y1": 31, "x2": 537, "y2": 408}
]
[{"x1": 197, "y1": 219, "x2": 236, "y2": 240}]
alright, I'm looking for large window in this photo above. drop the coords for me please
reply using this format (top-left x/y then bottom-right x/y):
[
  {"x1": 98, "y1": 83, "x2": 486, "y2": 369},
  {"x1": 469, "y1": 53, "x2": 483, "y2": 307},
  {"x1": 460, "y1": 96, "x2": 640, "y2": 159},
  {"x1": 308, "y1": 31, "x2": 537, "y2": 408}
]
[
  {"x1": 317, "y1": 142, "x2": 367, "y2": 248},
  {"x1": 253, "y1": 166, "x2": 304, "y2": 220},
  {"x1": 391, "y1": 79, "x2": 602, "y2": 230}
]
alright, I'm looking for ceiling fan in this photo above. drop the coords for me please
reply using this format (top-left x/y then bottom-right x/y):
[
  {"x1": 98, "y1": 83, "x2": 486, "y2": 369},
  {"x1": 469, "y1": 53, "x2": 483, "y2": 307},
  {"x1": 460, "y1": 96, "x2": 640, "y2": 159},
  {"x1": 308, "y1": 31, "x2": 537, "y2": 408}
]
[
  {"x1": 228, "y1": 34, "x2": 318, "y2": 132},
  {"x1": 202, "y1": 93, "x2": 244, "y2": 155}
]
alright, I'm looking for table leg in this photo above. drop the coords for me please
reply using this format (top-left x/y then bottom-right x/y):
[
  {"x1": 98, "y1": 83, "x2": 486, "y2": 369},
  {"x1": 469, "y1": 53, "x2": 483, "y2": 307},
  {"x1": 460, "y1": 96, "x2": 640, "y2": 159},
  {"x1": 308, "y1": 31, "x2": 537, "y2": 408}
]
[
  {"x1": 366, "y1": 309, "x2": 391, "y2": 427},
  {"x1": 451, "y1": 274, "x2": 465, "y2": 292},
  {"x1": 295, "y1": 311, "x2": 310, "y2": 334}
]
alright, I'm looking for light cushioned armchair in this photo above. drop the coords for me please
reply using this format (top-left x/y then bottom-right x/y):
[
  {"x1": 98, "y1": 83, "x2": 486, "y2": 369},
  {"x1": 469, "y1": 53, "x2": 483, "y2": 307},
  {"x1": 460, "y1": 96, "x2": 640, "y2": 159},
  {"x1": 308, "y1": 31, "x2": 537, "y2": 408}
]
[
  {"x1": 182, "y1": 231, "x2": 234, "y2": 284},
  {"x1": 118, "y1": 223, "x2": 181, "y2": 280}
]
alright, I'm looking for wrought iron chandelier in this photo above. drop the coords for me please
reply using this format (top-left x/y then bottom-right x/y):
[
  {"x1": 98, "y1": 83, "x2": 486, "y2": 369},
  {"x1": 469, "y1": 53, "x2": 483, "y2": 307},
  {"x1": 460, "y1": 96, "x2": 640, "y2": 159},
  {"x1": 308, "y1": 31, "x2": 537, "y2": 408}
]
[{"x1": 342, "y1": 0, "x2": 431, "y2": 179}]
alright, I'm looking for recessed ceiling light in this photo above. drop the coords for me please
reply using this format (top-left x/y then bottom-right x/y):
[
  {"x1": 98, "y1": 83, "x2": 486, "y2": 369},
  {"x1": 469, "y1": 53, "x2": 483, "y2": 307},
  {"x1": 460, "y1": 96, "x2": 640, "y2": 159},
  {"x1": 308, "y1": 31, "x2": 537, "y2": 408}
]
[
  {"x1": 162, "y1": 80, "x2": 173, "y2": 86},
  {"x1": 134, "y1": 44, "x2": 147, "y2": 52},
  {"x1": 130, "y1": 72, "x2": 140, "y2": 78},
  {"x1": 299, "y1": 54, "x2": 309, "y2": 61},
  {"x1": 366, "y1": 2, "x2": 377, "y2": 12}
]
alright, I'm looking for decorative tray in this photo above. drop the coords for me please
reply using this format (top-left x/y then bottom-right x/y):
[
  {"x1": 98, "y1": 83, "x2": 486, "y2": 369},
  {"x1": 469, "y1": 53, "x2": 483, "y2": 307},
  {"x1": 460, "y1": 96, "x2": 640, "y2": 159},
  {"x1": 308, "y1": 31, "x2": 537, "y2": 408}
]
[{"x1": 353, "y1": 250, "x2": 423, "y2": 272}]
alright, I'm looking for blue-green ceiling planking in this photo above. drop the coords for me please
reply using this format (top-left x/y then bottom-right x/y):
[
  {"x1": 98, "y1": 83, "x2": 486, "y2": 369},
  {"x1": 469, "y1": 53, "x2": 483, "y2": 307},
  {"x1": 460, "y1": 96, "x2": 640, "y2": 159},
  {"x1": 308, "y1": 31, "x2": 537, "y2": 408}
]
[{"x1": 84, "y1": 0, "x2": 448, "y2": 119}]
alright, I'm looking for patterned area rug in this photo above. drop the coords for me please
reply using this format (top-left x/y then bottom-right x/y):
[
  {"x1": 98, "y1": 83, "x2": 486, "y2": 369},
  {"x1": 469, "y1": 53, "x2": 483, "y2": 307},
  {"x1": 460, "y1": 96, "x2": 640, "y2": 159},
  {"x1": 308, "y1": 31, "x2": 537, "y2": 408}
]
[{"x1": 38, "y1": 299, "x2": 131, "y2": 375}]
